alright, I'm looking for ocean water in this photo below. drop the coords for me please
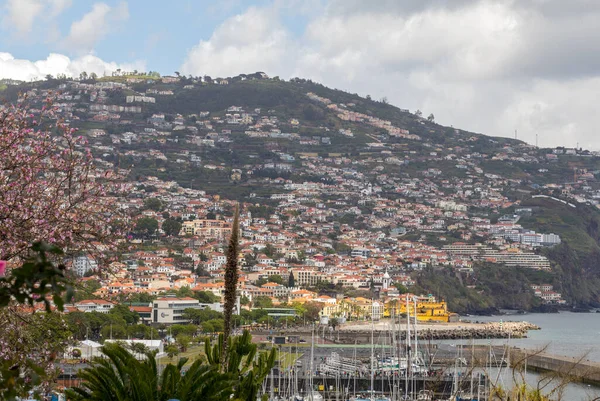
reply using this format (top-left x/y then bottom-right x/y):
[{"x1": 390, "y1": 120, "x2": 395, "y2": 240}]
[
  {"x1": 459, "y1": 312, "x2": 600, "y2": 361},
  {"x1": 452, "y1": 312, "x2": 600, "y2": 400}
]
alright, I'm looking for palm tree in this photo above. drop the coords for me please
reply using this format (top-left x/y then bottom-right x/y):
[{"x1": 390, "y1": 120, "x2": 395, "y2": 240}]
[
  {"x1": 205, "y1": 330, "x2": 276, "y2": 401},
  {"x1": 66, "y1": 342, "x2": 233, "y2": 401},
  {"x1": 221, "y1": 204, "x2": 240, "y2": 370}
]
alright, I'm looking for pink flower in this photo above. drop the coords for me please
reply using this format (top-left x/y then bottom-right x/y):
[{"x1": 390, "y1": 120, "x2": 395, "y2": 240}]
[{"x1": 0, "y1": 260, "x2": 6, "y2": 277}]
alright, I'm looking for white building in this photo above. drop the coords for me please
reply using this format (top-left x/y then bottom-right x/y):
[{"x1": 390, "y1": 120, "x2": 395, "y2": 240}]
[
  {"x1": 105, "y1": 339, "x2": 164, "y2": 359},
  {"x1": 72, "y1": 255, "x2": 98, "y2": 277},
  {"x1": 152, "y1": 296, "x2": 201, "y2": 324},
  {"x1": 74, "y1": 299, "x2": 114, "y2": 313}
]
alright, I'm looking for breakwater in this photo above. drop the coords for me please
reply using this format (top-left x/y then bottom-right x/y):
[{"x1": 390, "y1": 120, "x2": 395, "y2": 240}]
[
  {"x1": 332, "y1": 321, "x2": 540, "y2": 342},
  {"x1": 509, "y1": 347, "x2": 600, "y2": 386},
  {"x1": 254, "y1": 321, "x2": 539, "y2": 343}
]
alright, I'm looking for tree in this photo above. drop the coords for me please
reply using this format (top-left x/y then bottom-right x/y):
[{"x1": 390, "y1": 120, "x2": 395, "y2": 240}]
[
  {"x1": 194, "y1": 290, "x2": 219, "y2": 303},
  {"x1": 264, "y1": 243, "x2": 279, "y2": 259},
  {"x1": 166, "y1": 344, "x2": 179, "y2": 360},
  {"x1": 176, "y1": 334, "x2": 192, "y2": 352},
  {"x1": 204, "y1": 330, "x2": 275, "y2": 401},
  {"x1": 427, "y1": 113, "x2": 435, "y2": 122},
  {"x1": 240, "y1": 295, "x2": 250, "y2": 305},
  {"x1": 89, "y1": 72, "x2": 98, "y2": 80},
  {"x1": 0, "y1": 100, "x2": 125, "y2": 261},
  {"x1": 176, "y1": 285, "x2": 194, "y2": 298},
  {"x1": 253, "y1": 296, "x2": 273, "y2": 308},
  {"x1": 394, "y1": 282, "x2": 409, "y2": 294},
  {"x1": 0, "y1": 243, "x2": 75, "y2": 399},
  {"x1": 144, "y1": 197, "x2": 163, "y2": 211},
  {"x1": 288, "y1": 271, "x2": 295, "y2": 288},
  {"x1": 268, "y1": 274, "x2": 284, "y2": 285},
  {"x1": 74, "y1": 279, "x2": 102, "y2": 301},
  {"x1": 135, "y1": 217, "x2": 159, "y2": 237},
  {"x1": 303, "y1": 302, "x2": 323, "y2": 322},
  {"x1": 163, "y1": 218, "x2": 182, "y2": 236},
  {"x1": 109, "y1": 304, "x2": 140, "y2": 324},
  {"x1": 66, "y1": 342, "x2": 234, "y2": 401},
  {"x1": 221, "y1": 205, "x2": 240, "y2": 371},
  {"x1": 329, "y1": 317, "x2": 340, "y2": 330},
  {"x1": 380, "y1": 96, "x2": 388, "y2": 104}
]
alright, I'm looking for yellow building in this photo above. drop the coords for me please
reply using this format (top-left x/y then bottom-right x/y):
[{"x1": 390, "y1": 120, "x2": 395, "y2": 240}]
[{"x1": 384, "y1": 295, "x2": 456, "y2": 322}]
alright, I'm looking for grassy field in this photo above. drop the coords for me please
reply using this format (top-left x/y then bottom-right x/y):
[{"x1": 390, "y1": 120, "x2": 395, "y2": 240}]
[
  {"x1": 276, "y1": 351, "x2": 302, "y2": 369},
  {"x1": 156, "y1": 344, "x2": 301, "y2": 370},
  {"x1": 157, "y1": 344, "x2": 205, "y2": 366}
]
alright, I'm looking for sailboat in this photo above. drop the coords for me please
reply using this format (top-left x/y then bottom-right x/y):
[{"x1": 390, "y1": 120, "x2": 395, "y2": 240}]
[{"x1": 304, "y1": 324, "x2": 323, "y2": 401}]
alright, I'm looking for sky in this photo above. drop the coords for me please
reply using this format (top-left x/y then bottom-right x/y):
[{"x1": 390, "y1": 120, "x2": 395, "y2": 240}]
[{"x1": 1, "y1": 0, "x2": 599, "y2": 150}]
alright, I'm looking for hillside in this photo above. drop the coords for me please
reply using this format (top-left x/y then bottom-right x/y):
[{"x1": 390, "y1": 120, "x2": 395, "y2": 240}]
[
  {"x1": 4, "y1": 73, "x2": 600, "y2": 313},
  {"x1": 516, "y1": 196, "x2": 600, "y2": 307}
]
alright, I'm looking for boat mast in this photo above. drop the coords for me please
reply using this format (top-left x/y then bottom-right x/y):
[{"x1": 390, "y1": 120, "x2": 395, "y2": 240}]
[
  {"x1": 310, "y1": 323, "x2": 315, "y2": 401},
  {"x1": 353, "y1": 338, "x2": 357, "y2": 399},
  {"x1": 405, "y1": 295, "x2": 411, "y2": 399},
  {"x1": 371, "y1": 307, "x2": 375, "y2": 400},
  {"x1": 413, "y1": 296, "x2": 419, "y2": 396}
]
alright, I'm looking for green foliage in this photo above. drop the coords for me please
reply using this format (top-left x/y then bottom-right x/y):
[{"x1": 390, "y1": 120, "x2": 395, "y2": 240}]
[
  {"x1": 0, "y1": 242, "x2": 73, "y2": 312},
  {"x1": 248, "y1": 205, "x2": 273, "y2": 219},
  {"x1": 126, "y1": 292, "x2": 156, "y2": 303},
  {"x1": 135, "y1": 217, "x2": 159, "y2": 237},
  {"x1": 126, "y1": 324, "x2": 158, "y2": 339},
  {"x1": 394, "y1": 283, "x2": 409, "y2": 294},
  {"x1": 176, "y1": 285, "x2": 194, "y2": 298},
  {"x1": 413, "y1": 264, "x2": 545, "y2": 314},
  {"x1": 66, "y1": 342, "x2": 234, "y2": 401},
  {"x1": 100, "y1": 324, "x2": 127, "y2": 339},
  {"x1": 74, "y1": 279, "x2": 102, "y2": 301},
  {"x1": 262, "y1": 243, "x2": 277, "y2": 258},
  {"x1": 182, "y1": 308, "x2": 223, "y2": 325},
  {"x1": 144, "y1": 197, "x2": 163, "y2": 211},
  {"x1": 268, "y1": 274, "x2": 283, "y2": 284},
  {"x1": 253, "y1": 296, "x2": 273, "y2": 308},
  {"x1": 165, "y1": 344, "x2": 179, "y2": 359},
  {"x1": 162, "y1": 218, "x2": 182, "y2": 236},
  {"x1": 176, "y1": 334, "x2": 192, "y2": 352},
  {"x1": 413, "y1": 266, "x2": 495, "y2": 314},
  {"x1": 194, "y1": 290, "x2": 220, "y2": 303},
  {"x1": 204, "y1": 330, "x2": 276, "y2": 401},
  {"x1": 288, "y1": 271, "x2": 295, "y2": 288},
  {"x1": 170, "y1": 324, "x2": 197, "y2": 337},
  {"x1": 201, "y1": 319, "x2": 225, "y2": 333},
  {"x1": 518, "y1": 197, "x2": 600, "y2": 306},
  {"x1": 109, "y1": 304, "x2": 140, "y2": 324}
]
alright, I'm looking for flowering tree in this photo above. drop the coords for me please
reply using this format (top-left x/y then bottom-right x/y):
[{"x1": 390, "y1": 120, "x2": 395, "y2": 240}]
[
  {"x1": 0, "y1": 99, "x2": 127, "y2": 398},
  {"x1": 0, "y1": 243, "x2": 74, "y2": 399},
  {"x1": 0, "y1": 98, "x2": 125, "y2": 261}
]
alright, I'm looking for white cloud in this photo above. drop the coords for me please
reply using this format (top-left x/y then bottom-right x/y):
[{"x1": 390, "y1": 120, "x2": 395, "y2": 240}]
[
  {"x1": 2, "y1": 0, "x2": 73, "y2": 37},
  {"x1": 48, "y1": 0, "x2": 72, "y2": 16},
  {"x1": 0, "y1": 52, "x2": 145, "y2": 81},
  {"x1": 180, "y1": 1, "x2": 600, "y2": 149},
  {"x1": 180, "y1": 7, "x2": 290, "y2": 78},
  {"x1": 2, "y1": 0, "x2": 45, "y2": 36},
  {"x1": 63, "y1": 1, "x2": 129, "y2": 53}
]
